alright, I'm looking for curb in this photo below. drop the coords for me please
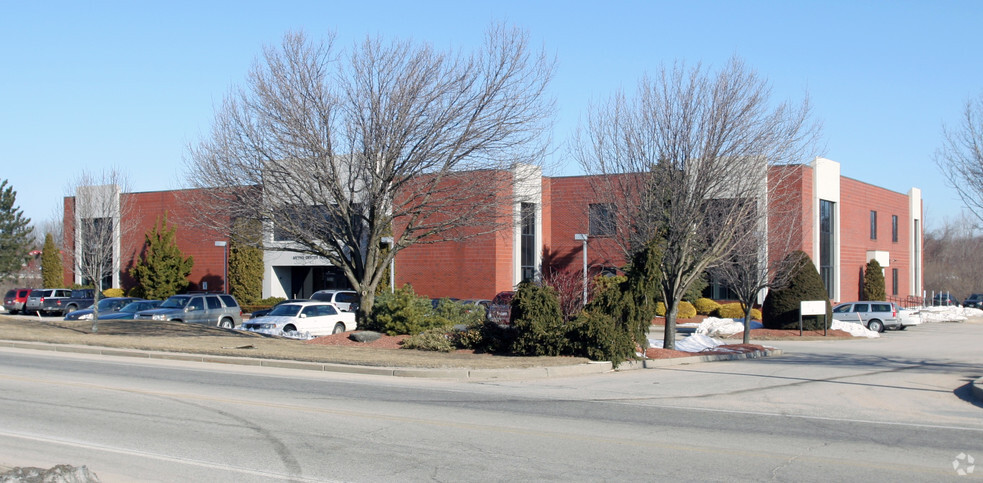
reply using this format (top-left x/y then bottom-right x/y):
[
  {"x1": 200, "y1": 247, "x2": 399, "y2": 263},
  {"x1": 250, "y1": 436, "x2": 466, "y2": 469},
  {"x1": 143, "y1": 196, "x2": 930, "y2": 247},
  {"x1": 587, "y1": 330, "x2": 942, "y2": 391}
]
[
  {"x1": 0, "y1": 340, "x2": 782, "y2": 380},
  {"x1": 615, "y1": 348, "x2": 784, "y2": 370},
  {"x1": 0, "y1": 340, "x2": 614, "y2": 380}
]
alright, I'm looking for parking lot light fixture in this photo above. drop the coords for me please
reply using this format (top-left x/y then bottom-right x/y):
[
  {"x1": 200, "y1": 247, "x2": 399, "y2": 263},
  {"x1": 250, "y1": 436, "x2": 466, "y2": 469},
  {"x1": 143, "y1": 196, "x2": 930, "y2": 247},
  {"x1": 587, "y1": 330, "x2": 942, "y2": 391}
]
[{"x1": 574, "y1": 234, "x2": 588, "y2": 306}]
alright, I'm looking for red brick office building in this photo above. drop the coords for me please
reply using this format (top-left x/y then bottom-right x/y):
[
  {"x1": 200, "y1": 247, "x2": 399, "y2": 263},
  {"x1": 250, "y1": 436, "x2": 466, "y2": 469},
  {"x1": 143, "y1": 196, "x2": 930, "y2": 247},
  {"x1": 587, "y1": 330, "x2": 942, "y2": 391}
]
[{"x1": 62, "y1": 157, "x2": 923, "y2": 304}]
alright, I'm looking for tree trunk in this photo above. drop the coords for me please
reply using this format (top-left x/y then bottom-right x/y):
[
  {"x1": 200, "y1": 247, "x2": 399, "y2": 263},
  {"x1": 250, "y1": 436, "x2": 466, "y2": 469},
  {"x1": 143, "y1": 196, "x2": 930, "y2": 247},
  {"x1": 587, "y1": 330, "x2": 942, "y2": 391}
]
[
  {"x1": 742, "y1": 305, "x2": 752, "y2": 345},
  {"x1": 662, "y1": 301, "x2": 679, "y2": 351}
]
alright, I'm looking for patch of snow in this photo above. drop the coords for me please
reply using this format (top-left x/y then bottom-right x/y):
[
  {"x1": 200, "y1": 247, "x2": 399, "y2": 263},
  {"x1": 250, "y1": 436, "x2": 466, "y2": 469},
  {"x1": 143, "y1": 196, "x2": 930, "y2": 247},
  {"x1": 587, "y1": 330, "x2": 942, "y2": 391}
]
[
  {"x1": 915, "y1": 305, "x2": 983, "y2": 323},
  {"x1": 649, "y1": 333, "x2": 724, "y2": 352},
  {"x1": 239, "y1": 327, "x2": 314, "y2": 340},
  {"x1": 695, "y1": 317, "x2": 762, "y2": 337},
  {"x1": 830, "y1": 320, "x2": 879, "y2": 338}
]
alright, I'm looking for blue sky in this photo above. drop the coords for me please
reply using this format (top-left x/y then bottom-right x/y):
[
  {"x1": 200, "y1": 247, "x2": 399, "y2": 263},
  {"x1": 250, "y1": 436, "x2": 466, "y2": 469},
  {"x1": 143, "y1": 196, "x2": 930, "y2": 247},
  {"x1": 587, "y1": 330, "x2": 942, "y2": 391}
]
[{"x1": 2, "y1": 0, "x2": 980, "y2": 231}]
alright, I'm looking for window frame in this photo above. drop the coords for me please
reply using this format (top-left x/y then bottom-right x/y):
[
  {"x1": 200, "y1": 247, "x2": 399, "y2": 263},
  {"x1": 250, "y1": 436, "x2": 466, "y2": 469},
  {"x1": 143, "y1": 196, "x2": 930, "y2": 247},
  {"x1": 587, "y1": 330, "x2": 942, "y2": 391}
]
[
  {"x1": 870, "y1": 210, "x2": 877, "y2": 240},
  {"x1": 588, "y1": 203, "x2": 616, "y2": 237}
]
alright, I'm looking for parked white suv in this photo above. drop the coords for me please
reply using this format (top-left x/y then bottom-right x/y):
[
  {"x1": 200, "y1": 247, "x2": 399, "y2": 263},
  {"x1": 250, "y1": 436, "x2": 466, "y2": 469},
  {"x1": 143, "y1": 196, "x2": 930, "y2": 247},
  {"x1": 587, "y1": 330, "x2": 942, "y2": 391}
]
[{"x1": 310, "y1": 290, "x2": 359, "y2": 312}]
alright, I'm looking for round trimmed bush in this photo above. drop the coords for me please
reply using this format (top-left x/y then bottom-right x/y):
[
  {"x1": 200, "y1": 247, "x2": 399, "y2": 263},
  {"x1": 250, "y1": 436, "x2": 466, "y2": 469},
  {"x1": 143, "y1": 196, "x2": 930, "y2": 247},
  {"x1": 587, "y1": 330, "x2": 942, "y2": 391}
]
[
  {"x1": 714, "y1": 302, "x2": 762, "y2": 320},
  {"x1": 678, "y1": 301, "x2": 697, "y2": 319},
  {"x1": 693, "y1": 297, "x2": 722, "y2": 315}
]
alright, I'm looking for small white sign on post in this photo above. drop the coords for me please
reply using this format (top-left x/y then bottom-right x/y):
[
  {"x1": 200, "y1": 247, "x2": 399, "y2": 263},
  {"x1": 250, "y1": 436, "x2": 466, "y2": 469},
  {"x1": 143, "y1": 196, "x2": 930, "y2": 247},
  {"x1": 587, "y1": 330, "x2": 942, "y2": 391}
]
[
  {"x1": 799, "y1": 300, "x2": 828, "y2": 336},
  {"x1": 800, "y1": 301, "x2": 826, "y2": 316}
]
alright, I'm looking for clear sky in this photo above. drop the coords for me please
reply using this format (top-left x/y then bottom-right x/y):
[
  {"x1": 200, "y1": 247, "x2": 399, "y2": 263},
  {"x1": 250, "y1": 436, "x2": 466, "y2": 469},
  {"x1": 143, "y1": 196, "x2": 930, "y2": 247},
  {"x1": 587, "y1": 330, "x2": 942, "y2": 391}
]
[{"x1": 2, "y1": 0, "x2": 980, "y2": 232}]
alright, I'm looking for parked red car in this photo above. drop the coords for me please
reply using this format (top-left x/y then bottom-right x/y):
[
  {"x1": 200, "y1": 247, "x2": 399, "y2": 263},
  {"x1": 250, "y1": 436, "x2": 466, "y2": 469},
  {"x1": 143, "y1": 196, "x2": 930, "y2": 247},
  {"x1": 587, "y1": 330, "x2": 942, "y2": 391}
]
[{"x1": 3, "y1": 288, "x2": 32, "y2": 314}]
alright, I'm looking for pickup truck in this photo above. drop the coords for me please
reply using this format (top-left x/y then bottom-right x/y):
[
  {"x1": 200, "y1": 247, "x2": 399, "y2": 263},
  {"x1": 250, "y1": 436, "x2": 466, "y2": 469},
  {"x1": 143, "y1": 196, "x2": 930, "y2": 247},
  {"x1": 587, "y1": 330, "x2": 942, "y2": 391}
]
[{"x1": 26, "y1": 288, "x2": 95, "y2": 316}]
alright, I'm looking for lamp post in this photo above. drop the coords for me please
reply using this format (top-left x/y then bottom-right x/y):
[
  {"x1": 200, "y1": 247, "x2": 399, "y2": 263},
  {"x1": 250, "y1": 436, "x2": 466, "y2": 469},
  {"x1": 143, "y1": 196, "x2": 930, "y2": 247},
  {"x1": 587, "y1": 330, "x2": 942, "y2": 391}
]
[
  {"x1": 214, "y1": 241, "x2": 228, "y2": 294},
  {"x1": 574, "y1": 234, "x2": 588, "y2": 306},
  {"x1": 381, "y1": 237, "x2": 394, "y2": 294}
]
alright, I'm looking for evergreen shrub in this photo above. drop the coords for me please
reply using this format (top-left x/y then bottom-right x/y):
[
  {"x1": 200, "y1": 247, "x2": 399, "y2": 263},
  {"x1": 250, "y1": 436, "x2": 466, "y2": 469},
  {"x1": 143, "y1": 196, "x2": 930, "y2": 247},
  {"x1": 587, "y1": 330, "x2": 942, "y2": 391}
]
[
  {"x1": 402, "y1": 329, "x2": 454, "y2": 352},
  {"x1": 369, "y1": 285, "x2": 452, "y2": 335},
  {"x1": 677, "y1": 301, "x2": 697, "y2": 319},
  {"x1": 762, "y1": 251, "x2": 832, "y2": 330},
  {"x1": 654, "y1": 301, "x2": 697, "y2": 318},
  {"x1": 693, "y1": 297, "x2": 721, "y2": 315},
  {"x1": 862, "y1": 259, "x2": 886, "y2": 301},
  {"x1": 567, "y1": 310, "x2": 635, "y2": 367},
  {"x1": 509, "y1": 282, "x2": 568, "y2": 356},
  {"x1": 714, "y1": 302, "x2": 762, "y2": 320}
]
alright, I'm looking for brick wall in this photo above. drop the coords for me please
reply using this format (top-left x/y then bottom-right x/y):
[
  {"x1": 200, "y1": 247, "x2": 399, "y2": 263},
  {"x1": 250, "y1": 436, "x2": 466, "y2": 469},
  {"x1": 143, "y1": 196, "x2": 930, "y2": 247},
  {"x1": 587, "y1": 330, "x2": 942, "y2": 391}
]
[
  {"x1": 838, "y1": 177, "x2": 912, "y2": 301},
  {"x1": 63, "y1": 189, "x2": 229, "y2": 294}
]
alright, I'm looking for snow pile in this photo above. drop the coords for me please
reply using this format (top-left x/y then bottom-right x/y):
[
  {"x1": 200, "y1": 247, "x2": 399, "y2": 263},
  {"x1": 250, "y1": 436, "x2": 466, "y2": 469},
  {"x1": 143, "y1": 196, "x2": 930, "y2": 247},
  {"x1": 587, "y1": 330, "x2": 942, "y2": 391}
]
[
  {"x1": 830, "y1": 320, "x2": 880, "y2": 338},
  {"x1": 696, "y1": 317, "x2": 762, "y2": 337},
  {"x1": 695, "y1": 316, "x2": 880, "y2": 338},
  {"x1": 916, "y1": 305, "x2": 983, "y2": 323},
  {"x1": 239, "y1": 327, "x2": 314, "y2": 340},
  {"x1": 649, "y1": 333, "x2": 724, "y2": 352}
]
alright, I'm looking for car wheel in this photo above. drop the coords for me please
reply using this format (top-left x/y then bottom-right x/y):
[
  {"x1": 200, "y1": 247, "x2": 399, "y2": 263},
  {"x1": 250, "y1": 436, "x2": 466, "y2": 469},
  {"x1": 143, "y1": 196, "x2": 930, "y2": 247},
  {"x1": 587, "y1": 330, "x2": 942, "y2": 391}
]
[
  {"x1": 867, "y1": 320, "x2": 884, "y2": 333},
  {"x1": 218, "y1": 318, "x2": 234, "y2": 329},
  {"x1": 332, "y1": 323, "x2": 345, "y2": 335},
  {"x1": 66, "y1": 305, "x2": 77, "y2": 313},
  {"x1": 283, "y1": 324, "x2": 297, "y2": 333}
]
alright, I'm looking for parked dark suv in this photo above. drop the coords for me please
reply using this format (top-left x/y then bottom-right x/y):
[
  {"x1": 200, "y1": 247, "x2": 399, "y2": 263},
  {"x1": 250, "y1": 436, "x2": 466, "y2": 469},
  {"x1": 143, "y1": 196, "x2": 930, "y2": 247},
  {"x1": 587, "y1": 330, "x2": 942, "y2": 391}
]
[{"x1": 135, "y1": 293, "x2": 243, "y2": 328}]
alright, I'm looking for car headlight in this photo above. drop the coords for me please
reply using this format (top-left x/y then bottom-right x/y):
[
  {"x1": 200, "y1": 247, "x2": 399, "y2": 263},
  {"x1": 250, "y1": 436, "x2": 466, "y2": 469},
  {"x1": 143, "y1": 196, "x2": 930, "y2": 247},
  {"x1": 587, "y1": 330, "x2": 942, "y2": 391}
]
[
  {"x1": 249, "y1": 323, "x2": 277, "y2": 330},
  {"x1": 78, "y1": 313, "x2": 93, "y2": 320},
  {"x1": 151, "y1": 314, "x2": 168, "y2": 321}
]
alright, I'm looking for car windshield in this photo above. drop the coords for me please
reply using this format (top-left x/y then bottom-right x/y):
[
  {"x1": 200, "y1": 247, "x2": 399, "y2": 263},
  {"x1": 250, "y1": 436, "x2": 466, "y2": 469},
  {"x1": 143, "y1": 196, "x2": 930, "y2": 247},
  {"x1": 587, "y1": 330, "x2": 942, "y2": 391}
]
[
  {"x1": 96, "y1": 299, "x2": 120, "y2": 310},
  {"x1": 268, "y1": 304, "x2": 302, "y2": 317},
  {"x1": 160, "y1": 297, "x2": 189, "y2": 309}
]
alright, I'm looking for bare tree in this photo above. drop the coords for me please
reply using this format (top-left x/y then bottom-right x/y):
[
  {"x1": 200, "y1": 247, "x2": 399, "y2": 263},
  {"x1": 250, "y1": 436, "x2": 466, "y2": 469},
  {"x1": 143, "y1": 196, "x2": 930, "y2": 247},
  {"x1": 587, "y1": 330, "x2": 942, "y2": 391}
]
[
  {"x1": 575, "y1": 58, "x2": 819, "y2": 350},
  {"x1": 923, "y1": 214, "x2": 983, "y2": 301},
  {"x1": 710, "y1": 176, "x2": 801, "y2": 344},
  {"x1": 186, "y1": 27, "x2": 554, "y2": 320},
  {"x1": 936, "y1": 93, "x2": 983, "y2": 224},
  {"x1": 65, "y1": 169, "x2": 134, "y2": 332}
]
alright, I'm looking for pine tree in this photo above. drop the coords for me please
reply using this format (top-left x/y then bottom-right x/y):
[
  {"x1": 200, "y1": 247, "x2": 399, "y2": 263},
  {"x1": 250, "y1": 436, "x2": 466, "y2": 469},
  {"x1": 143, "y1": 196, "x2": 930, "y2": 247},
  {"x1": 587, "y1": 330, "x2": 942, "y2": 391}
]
[
  {"x1": 0, "y1": 179, "x2": 34, "y2": 281},
  {"x1": 130, "y1": 215, "x2": 193, "y2": 300},
  {"x1": 762, "y1": 251, "x2": 832, "y2": 330},
  {"x1": 228, "y1": 237, "x2": 263, "y2": 304},
  {"x1": 862, "y1": 259, "x2": 887, "y2": 301},
  {"x1": 41, "y1": 233, "x2": 63, "y2": 288}
]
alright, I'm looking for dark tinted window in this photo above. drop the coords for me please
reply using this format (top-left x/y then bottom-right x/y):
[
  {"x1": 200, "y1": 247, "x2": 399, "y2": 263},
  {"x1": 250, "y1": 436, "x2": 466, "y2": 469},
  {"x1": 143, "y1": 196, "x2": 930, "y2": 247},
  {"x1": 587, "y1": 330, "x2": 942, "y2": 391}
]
[
  {"x1": 336, "y1": 293, "x2": 357, "y2": 304},
  {"x1": 833, "y1": 304, "x2": 852, "y2": 313},
  {"x1": 206, "y1": 297, "x2": 222, "y2": 309},
  {"x1": 4, "y1": 290, "x2": 12, "y2": 298},
  {"x1": 871, "y1": 303, "x2": 890, "y2": 312},
  {"x1": 219, "y1": 295, "x2": 238, "y2": 308},
  {"x1": 310, "y1": 292, "x2": 331, "y2": 302},
  {"x1": 853, "y1": 304, "x2": 869, "y2": 312},
  {"x1": 187, "y1": 297, "x2": 204, "y2": 311}
]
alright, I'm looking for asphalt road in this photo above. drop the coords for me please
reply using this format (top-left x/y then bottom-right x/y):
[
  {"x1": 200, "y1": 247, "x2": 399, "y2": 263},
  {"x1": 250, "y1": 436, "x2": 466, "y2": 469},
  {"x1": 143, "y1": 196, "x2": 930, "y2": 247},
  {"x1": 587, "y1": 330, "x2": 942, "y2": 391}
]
[{"x1": 0, "y1": 321, "x2": 980, "y2": 481}]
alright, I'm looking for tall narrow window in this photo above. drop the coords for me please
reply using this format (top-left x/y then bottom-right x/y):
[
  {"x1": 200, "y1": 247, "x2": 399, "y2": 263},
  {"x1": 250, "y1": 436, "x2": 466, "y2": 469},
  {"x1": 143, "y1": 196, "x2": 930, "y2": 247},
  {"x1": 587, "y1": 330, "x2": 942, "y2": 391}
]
[
  {"x1": 892, "y1": 268, "x2": 899, "y2": 296},
  {"x1": 870, "y1": 210, "x2": 877, "y2": 240},
  {"x1": 520, "y1": 203, "x2": 536, "y2": 282},
  {"x1": 820, "y1": 200, "x2": 835, "y2": 298},
  {"x1": 891, "y1": 215, "x2": 898, "y2": 242},
  {"x1": 588, "y1": 203, "x2": 616, "y2": 237}
]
